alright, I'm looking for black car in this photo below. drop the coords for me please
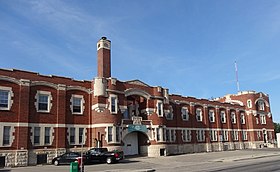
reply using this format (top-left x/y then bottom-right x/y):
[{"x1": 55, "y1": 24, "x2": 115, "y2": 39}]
[
  {"x1": 52, "y1": 152, "x2": 81, "y2": 166},
  {"x1": 85, "y1": 148, "x2": 124, "y2": 164}
]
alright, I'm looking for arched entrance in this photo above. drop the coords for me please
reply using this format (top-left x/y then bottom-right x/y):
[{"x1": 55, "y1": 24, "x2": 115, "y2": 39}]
[{"x1": 123, "y1": 131, "x2": 150, "y2": 156}]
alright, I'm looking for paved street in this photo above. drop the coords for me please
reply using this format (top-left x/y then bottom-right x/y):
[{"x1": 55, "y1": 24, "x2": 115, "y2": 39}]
[{"x1": 2, "y1": 148, "x2": 280, "y2": 172}]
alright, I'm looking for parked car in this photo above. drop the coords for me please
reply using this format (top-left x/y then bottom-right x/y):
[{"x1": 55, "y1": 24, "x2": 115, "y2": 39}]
[
  {"x1": 85, "y1": 148, "x2": 124, "y2": 164},
  {"x1": 52, "y1": 152, "x2": 84, "y2": 166}
]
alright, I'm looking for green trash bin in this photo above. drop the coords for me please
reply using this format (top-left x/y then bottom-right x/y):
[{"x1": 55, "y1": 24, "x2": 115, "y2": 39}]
[{"x1": 70, "y1": 161, "x2": 79, "y2": 172}]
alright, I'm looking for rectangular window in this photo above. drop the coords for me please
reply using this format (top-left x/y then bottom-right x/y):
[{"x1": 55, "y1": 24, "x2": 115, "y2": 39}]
[
  {"x1": 210, "y1": 130, "x2": 217, "y2": 141},
  {"x1": 156, "y1": 128, "x2": 160, "y2": 141},
  {"x1": 111, "y1": 97, "x2": 117, "y2": 113},
  {"x1": 170, "y1": 130, "x2": 175, "y2": 142},
  {"x1": 241, "y1": 113, "x2": 245, "y2": 124},
  {"x1": 197, "y1": 130, "x2": 205, "y2": 142},
  {"x1": 3, "y1": 126, "x2": 11, "y2": 146},
  {"x1": 34, "y1": 127, "x2": 40, "y2": 145},
  {"x1": 260, "y1": 115, "x2": 266, "y2": 124},
  {"x1": 182, "y1": 107, "x2": 189, "y2": 121},
  {"x1": 108, "y1": 127, "x2": 113, "y2": 142},
  {"x1": 157, "y1": 102, "x2": 163, "y2": 116},
  {"x1": 38, "y1": 94, "x2": 49, "y2": 111},
  {"x1": 182, "y1": 129, "x2": 191, "y2": 142},
  {"x1": 222, "y1": 130, "x2": 228, "y2": 141},
  {"x1": 220, "y1": 111, "x2": 226, "y2": 123},
  {"x1": 232, "y1": 131, "x2": 238, "y2": 141},
  {"x1": 79, "y1": 128, "x2": 84, "y2": 144},
  {"x1": 242, "y1": 131, "x2": 248, "y2": 140},
  {"x1": 116, "y1": 127, "x2": 120, "y2": 142},
  {"x1": 44, "y1": 127, "x2": 51, "y2": 145},
  {"x1": 257, "y1": 131, "x2": 261, "y2": 141},
  {"x1": 0, "y1": 90, "x2": 9, "y2": 109},
  {"x1": 73, "y1": 97, "x2": 82, "y2": 113},
  {"x1": 166, "y1": 129, "x2": 170, "y2": 142},
  {"x1": 209, "y1": 110, "x2": 215, "y2": 123},
  {"x1": 70, "y1": 128, "x2": 75, "y2": 144},
  {"x1": 231, "y1": 113, "x2": 236, "y2": 124},
  {"x1": 196, "y1": 109, "x2": 203, "y2": 122}
]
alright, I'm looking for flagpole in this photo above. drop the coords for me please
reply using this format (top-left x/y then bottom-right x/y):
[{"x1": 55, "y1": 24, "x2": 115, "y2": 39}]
[{"x1": 235, "y1": 61, "x2": 240, "y2": 92}]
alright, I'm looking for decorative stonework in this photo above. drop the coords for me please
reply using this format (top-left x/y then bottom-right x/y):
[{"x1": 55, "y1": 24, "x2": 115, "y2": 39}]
[{"x1": 92, "y1": 103, "x2": 107, "y2": 112}]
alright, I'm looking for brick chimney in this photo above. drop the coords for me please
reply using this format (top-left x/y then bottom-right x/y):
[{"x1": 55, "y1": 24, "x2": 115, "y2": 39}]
[{"x1": 97, "y1": 37, "x2": 111, "y2": 78}]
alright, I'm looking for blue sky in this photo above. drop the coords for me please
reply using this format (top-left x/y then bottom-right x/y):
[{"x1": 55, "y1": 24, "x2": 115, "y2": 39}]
[{"x1": 1, "y1": 0, "x2": 280, "y2": 122}]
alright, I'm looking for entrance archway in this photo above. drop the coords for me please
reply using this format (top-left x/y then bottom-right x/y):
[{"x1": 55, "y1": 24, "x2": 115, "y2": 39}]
[{"x1": 123, "y1": 131, "x2": 150, "y2": 156}]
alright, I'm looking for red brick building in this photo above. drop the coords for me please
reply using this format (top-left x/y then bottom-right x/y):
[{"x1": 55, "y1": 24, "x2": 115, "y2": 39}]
[{"x1": 0, "y1": 37, "x2": 275, "y2": 167}]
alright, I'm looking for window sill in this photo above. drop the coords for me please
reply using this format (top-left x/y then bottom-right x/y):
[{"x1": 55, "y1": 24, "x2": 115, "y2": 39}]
[
  {"x1": 73, "y1": 113, "x2": 83, "y2": 115},
  {"x1": 37, "y1": 110, "x2": 50, "y2": 113}
]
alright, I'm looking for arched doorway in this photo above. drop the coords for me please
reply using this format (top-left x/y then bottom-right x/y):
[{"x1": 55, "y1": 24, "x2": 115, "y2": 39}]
[{"x1": 123, "y1": 131, "x2": 150, "y2": 156}]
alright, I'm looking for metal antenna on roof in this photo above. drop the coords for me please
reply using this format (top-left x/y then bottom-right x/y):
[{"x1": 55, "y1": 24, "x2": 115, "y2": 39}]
[{"x1": 235, "y1": 61, "x2": 240, "y2": 92}]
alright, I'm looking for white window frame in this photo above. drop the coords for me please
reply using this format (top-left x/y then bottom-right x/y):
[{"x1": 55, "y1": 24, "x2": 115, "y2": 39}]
[
  {"x1": 157, "y1": 100, "x2": 164, "y2": 117},
  {"x1": 2, "y1": 126, "x2": 11, "y2": 146},
  {"x1": 209, "y1": 110, "x2": 215, "y2": 123},
  {"x1": 220, "y1": 111, "x2": 226, "y2": 123},
  {"x1": 196, "y1": 108, "x2": 203, "y2": 122},
  {"x1": 182, "y1": 129, "x2": 192, "y2": 142},
  {"x1": 34, "y1": 127, "x2": 41, "y2": 145},
  {"x1": 109, "y1": 94, "x2": 118, "y2": 114},
  {"x1": 257, "y1": 131, "x2": 261, "y2": 140},
  {"x1": 232, "y1": 131, "x2": 239, "y2": 141},
  {"x1": 231, "y1": 112, "x2": 236, "y2": 124},
  {"x1": 44, "y1": 127, "x2": 51, "y2": 145},
  {"x1": 181, "y1": 107, "x2": 189, "y2": 121},
  {"x1": 70, "y1": 95, "x2": 85, "y2": 115},
  {"x1": 210, "y1": 130, "x2": 217, "y2": 141},
  {"x1": 0, "y1": 86, "x2": 14, "y2": 111},
  {"x1": 240, "y1": 113, "x2": 245, "y2": 124},
  {"x1": 166, "y1": 129, "x2": 170, "y2": 142},
  {"x1": 222, "y1": 130, "x2": 228, "y2": 141},
  {"x1": 35, "y1": 91, "x2": 52, "y2": 113},
  {"x1": 106, "y1": 126, "x2": 121, "y2": 144},
  {"x1": 260, "y1": 114, "x2": 266, "y2": 124},
  {"x1": 170, "y1": 129, "x2": 175, "y2": 142},
  {"x1": 247, "y1": 99, "x2": 252, "y2": 108},
  {"x1": 256, "y1": 117, "x2": 259, "y2": 124},
  {"x1": 242, "y1": 131, "x2": 248, "y2": 141},
  {"x1": 69, "y1": 127, "x2": 75, "y2": 144},
  {"x1": 197, "y1": 130, "x2": 205, "y2": 142}
]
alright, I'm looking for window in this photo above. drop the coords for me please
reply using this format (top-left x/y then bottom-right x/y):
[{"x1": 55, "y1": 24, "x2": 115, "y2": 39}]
[
  {"x1": 222, "y1": 130, "x2": 228, "y2": 141},
  {"x1": 197, "y1": 130, "x2": 205, "y2": 142},
  {"x1": 240, "y1": 113, "x2": 245, "y2": 124},
  {"x1": 196, "y1": 108, "x2": 203, "y2": 122},
  {"x1": 156, "y1": 128, "x2": 160, "y2": 141},
  {"x1": 220, "y1": 111, "x2": 226, "y2": 123},
  {"x1": 109, "y1": 95, "x2": 118, "y2": 114},
  {"x1": 181, "y1": 107, "x2": 189, "y2": 121},
  {"x1": 242, "y1": 131, "x2": 247, "y2": 140},
  {"x1": 71, "y1": 95, "x2": 84, "y2": 114},
  {"x1": 231, "y1": 112, "x2": 236, "y2": 124},
  {"x1": 256, "y1": 117, "x2": 259, "y2": 124},
  {"x1": 35, "y1": 91, "x2": 52, "y2": 112},
  {"x1": 258, "y1": 101, "x2": 265, "y2": 111},
  {"x1": 0, "y1": 90, "x2": 9, "y2": 109},
  {"x1": 70, "y1": 128, "x2": 75, "y2": 144},
  {"x1": 44, "y1": 127, "x2": 51, "y2": 145},
  {"x1": 166, "y1": 129, "x2": 170, "y2": 142},
  {"x1": 260, "y1": 115, "x2": 266, "y2": 124},
  {"x1": 232, "y1": 131, "x2": 238, "y2": 141},
  {"x1": 38, "y1": 94, "x2": 49, "y2": 111},
  {"x1": 3, "y1": 126, "x2": 11, "y2": 146},
  {"x1": 157, "y1": 101, "x2": 163, "y2": 117},
  {"x1": 257, "y1": 131, "x2": 261, "y2": 140},
  {"x1": 34, "y1": 127, "x2": 40, "y2": 145},
  {"x1": 210, "y1": 130, "x2": 217, "y2": 141},
  {"x1": 209, "y1": 110, "x2": 215, "y2": 123},
  {"x1": 108, "y1": 127, "x2": 113, "y2": 142},
  {"x1": 165, "y1": 106, "x2": 173, "y2": 120},
  {"x1": 170, "y1": 129, "x2": 175, "y2": 142},
  {"x1": 247, "y1": 100, "x2": 252, "y2": 108},
  {"x1": 116, "y1": 127, "x2": 120, "y2": 142},
  {"x1": 79, "y1": 128, "x2": 84, "y2": 144},
  {"x1": 0, "y1": 87, "x2": 13, "y2": 110},
  {"x1": 182, "y1": 129, "x2": 191, "y2": 142}
]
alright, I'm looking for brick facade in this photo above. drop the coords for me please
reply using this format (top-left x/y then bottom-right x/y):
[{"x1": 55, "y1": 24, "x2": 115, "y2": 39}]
[{"x1": 0, "y1": 37, "x2": 275, "y2": 167}]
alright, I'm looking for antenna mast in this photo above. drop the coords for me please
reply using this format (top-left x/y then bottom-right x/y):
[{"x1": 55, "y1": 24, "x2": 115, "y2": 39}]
[{"x1": 235, "y1": 61, "x2": 240, "y2": 92}]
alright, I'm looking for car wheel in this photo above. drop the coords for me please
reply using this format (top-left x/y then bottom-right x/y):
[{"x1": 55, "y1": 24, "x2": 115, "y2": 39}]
[
  {"x1": 54, "y1": 160, "x2": 59, "y2": 166},
  {"x1": 106, "y1": 157, "x2": 113, "y2": 164}
]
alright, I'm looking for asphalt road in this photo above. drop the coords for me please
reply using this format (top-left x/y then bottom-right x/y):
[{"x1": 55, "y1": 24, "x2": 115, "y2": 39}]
[{"x1": 3, "y1": 148, "x2": 280, "y2": 172}]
